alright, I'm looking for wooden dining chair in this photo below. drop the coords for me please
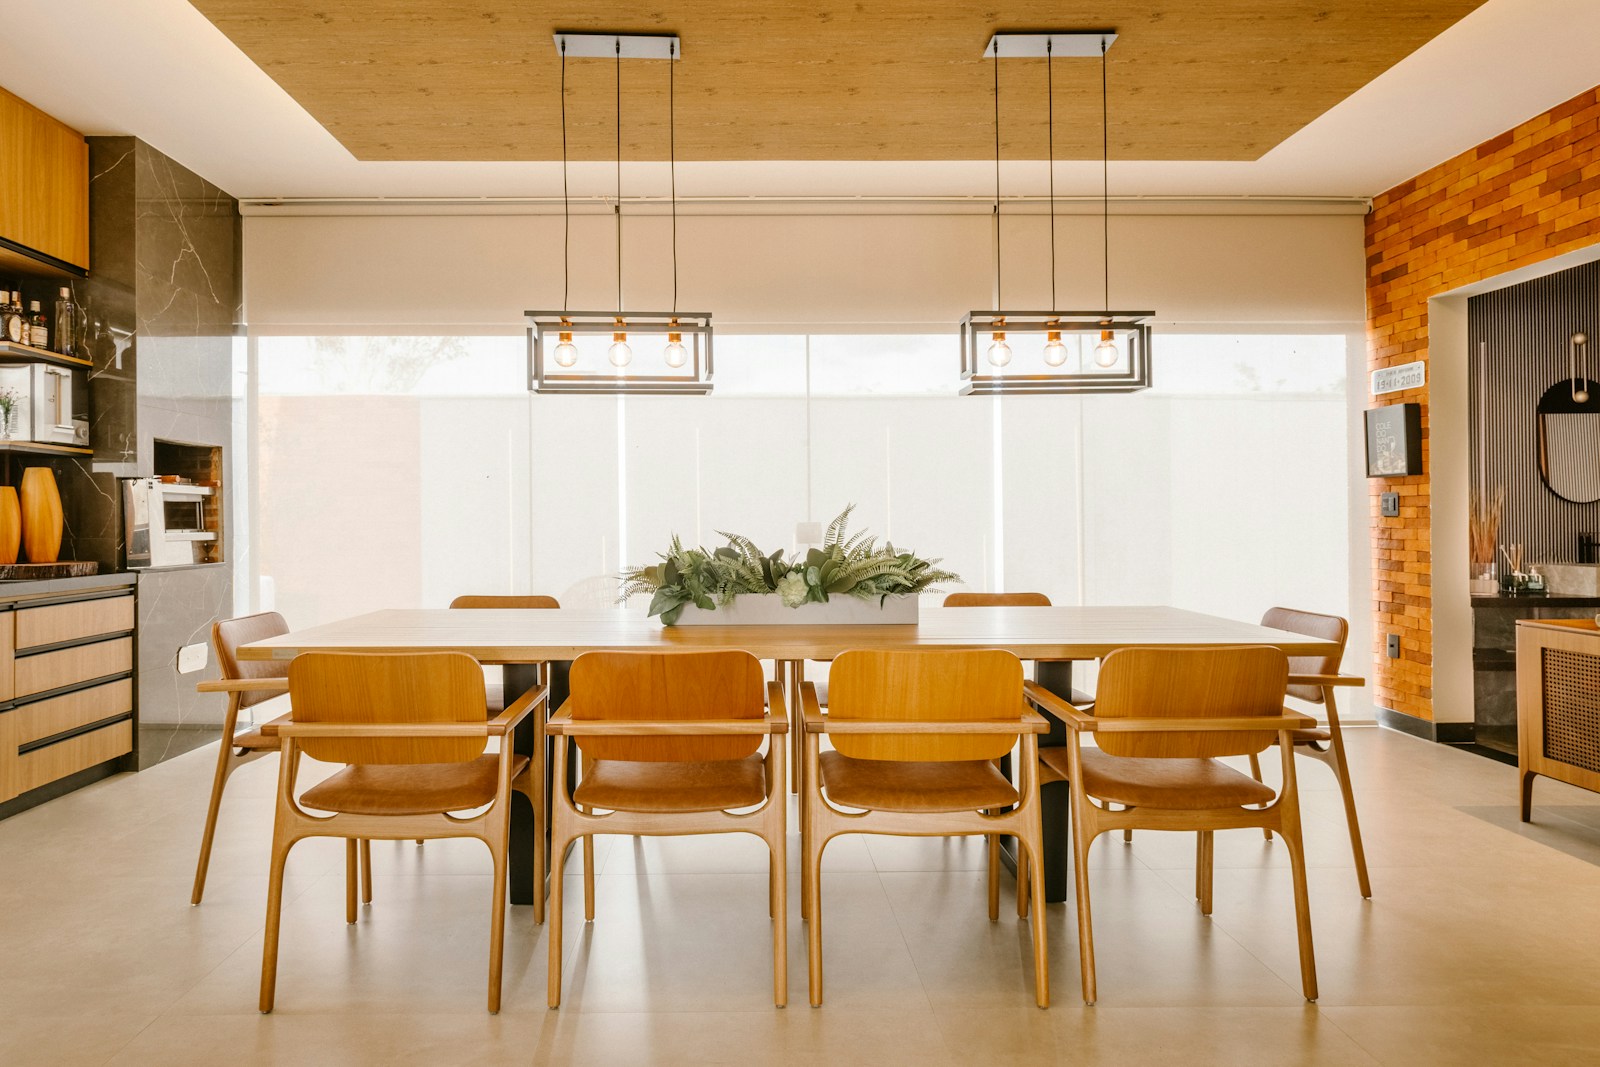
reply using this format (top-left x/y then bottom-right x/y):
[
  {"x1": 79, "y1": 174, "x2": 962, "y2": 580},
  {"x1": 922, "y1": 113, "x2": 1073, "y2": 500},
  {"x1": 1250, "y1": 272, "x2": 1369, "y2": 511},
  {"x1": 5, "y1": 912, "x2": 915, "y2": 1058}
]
[
  {"x1": 257, "y1": 651, "x2": 545, "y2": 1014},
  {"x1": 1028, "y1": 645, "x2": 1317, "y2": 1005},
  {"x1": 942, "y1": 591, "x2": 1052, "y2": 608},
  {"x1": 449, "y1": 594, "x2": 560, "y2": 708},
  {"x1": 545, "y1": 649, "x2": 789, "y2": 1008},
  {"x1": 801, "y1": 649, "x2": 1051, "y2": 1008},
  {"x1": 191, "y1": 612, "x2": 372, "y2": 912},
  {"x1": 1259, "y1": 607, "x2": 1370, "y2": 898}
]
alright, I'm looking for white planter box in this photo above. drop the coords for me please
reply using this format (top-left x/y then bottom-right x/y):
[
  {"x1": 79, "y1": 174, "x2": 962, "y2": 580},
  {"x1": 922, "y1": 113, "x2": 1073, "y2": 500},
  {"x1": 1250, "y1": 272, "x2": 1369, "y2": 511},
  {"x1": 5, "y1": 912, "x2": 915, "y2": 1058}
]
[{"x1": 670, "y1": 595, "x2": 919, "y2": 626}]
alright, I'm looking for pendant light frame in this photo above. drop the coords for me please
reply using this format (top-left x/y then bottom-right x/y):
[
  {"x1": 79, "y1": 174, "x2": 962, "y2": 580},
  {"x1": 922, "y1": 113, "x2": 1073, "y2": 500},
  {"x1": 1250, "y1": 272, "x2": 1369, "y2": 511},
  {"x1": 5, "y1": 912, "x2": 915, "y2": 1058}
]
[
  {"x1": 960, "y1": 30, "x2": 1153, "y2": 397},
  {"x1": 528, "y1": 32, "x2": 714, "y2": 395}
]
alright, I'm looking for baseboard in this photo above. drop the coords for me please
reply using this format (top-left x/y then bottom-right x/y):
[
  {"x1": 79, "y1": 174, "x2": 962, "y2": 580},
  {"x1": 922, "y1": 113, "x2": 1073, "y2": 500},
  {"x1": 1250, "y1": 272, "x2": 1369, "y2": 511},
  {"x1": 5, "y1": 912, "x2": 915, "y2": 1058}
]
[
  {"x1": 1376, "y1": 708, "x2": 1476, "y2": 745},
  {"x1": 0, "y1": 760, "x2": 125, "y2": 821}
]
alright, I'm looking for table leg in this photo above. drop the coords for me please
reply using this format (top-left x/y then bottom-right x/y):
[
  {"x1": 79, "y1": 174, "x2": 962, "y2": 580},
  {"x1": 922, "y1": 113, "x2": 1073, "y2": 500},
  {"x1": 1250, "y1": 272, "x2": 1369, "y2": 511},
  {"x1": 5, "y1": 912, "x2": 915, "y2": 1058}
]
[
  {"x1": 506, "y1": 660, "x2": 570, "y2": 907},
  {"x1": 998, "y1": 660, "x2": 1076, "y2": 904}
]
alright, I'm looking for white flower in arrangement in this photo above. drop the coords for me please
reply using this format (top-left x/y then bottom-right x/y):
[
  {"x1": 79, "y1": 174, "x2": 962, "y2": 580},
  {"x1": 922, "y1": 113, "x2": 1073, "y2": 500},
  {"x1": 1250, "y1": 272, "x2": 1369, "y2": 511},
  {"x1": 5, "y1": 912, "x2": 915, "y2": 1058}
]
[{"x1": 618, "y1": 505, "x2": 959, "y2": 625}]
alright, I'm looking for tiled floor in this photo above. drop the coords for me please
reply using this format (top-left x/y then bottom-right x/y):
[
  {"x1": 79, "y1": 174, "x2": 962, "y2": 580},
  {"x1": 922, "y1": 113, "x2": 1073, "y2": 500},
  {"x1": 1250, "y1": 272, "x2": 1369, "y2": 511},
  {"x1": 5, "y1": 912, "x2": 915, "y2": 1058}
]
[{"x1": 5, "y1": 728, "x2": 1600, "y2": 1064}]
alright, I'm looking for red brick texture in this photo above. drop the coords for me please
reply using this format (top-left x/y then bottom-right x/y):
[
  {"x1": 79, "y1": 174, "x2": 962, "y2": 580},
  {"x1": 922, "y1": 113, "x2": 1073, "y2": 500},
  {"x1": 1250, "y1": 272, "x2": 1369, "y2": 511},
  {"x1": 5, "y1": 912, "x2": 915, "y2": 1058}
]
[{"x1": 1365, "y1": 85, "x2": 1600, "y2": 721}]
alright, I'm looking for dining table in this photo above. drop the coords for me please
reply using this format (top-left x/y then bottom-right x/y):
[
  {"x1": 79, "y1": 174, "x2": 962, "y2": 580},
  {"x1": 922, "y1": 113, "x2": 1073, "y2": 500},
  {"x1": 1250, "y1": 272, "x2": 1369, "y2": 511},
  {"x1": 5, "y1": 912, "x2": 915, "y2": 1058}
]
[{"x1": 240, "y1": 604, "x2": 1344, "y2": 905}]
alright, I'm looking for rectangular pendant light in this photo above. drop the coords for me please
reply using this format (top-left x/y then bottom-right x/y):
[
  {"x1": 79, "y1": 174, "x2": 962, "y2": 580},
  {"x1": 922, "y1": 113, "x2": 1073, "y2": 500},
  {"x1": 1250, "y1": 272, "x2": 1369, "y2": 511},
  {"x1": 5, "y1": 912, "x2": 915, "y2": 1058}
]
[
  {"x1": 527, "y1": 310, "x2": 713, "y2": 395},
  {"x1": 959, "y1": 311, "x2": 1152, "y2": 395}
]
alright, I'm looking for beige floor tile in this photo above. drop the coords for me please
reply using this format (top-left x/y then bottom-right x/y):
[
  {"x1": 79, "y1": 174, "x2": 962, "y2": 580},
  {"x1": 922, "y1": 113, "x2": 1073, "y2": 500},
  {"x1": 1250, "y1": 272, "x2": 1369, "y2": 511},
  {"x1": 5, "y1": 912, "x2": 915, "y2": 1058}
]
[{"x1": 1324, "y1": 1005, "x2": 1600, "y2": 1066}]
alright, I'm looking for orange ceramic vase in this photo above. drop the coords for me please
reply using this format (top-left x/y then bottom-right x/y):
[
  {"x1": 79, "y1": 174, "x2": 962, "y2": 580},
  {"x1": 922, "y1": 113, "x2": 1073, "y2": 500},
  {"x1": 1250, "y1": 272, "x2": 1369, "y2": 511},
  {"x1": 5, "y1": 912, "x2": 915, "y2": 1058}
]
[
  {"x1": 0, "y1": 486, "x2": 19, "y2": 565},
  {"x1": 19, "y1": 467, "x2": 63, "y2": 564}
]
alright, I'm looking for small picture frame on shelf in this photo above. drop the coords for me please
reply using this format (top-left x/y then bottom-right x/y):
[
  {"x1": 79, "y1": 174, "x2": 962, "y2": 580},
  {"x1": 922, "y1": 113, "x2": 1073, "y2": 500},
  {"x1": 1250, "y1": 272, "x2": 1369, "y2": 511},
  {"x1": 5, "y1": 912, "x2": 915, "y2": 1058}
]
[{"x1": 1364, "y1": 403, "x2": 1423, "y2": 478}]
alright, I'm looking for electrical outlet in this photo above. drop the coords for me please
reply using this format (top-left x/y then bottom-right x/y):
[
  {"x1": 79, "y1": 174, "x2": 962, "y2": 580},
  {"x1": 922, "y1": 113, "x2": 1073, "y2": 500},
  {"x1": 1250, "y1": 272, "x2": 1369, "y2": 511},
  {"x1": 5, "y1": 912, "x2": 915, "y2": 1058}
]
[
  {"x1": 1386, "y1": 634, "x2": 1402, "y2": 659},
  {"x1": 1380, "y1": 492, "x2": 1400, "y2": 517},
  {"x1": 177, "y1": 642, "x2": 208, "y2": 674}
]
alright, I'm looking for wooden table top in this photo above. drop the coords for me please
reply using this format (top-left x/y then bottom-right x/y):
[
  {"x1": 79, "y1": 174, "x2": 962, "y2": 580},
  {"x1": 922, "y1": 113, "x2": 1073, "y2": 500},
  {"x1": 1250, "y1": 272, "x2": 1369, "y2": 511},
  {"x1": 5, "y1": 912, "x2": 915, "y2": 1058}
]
[{"x1": 238, "y1": 605, "x2": 1342, "y2": 664}]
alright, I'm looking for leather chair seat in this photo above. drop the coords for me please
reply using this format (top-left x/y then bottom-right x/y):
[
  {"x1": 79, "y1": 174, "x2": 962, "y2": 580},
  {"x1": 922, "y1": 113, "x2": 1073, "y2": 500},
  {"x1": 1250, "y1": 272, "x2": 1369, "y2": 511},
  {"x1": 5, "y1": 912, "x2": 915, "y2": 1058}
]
[
  {"x1": 1038, "y1": 747, "x2": 1276, "y2": 810},
  {"x1": 1292, "y1": 726, "x2": 1331, "y2": 743},
  {"x1": 231, "y1": 729, "x2": 278, "y2": 752},
  {"x1": 818, "y1": 750, "x2": 1019, "y2": 813},
  {"x1": 302, "y1": 753, "x2": 530, "y2": 816},
  {"x1": 575, "y1": 754, "x2": 767, "y2": 813}
]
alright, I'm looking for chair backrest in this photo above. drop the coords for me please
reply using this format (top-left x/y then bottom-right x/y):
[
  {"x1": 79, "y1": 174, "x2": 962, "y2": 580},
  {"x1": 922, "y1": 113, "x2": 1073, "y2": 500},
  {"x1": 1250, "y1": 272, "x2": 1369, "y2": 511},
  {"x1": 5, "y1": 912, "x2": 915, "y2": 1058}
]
[
  {"x1": 826, "y1": 649, "x2": 1022, "y2": 762},
  {"x1": 943, "y1": 592, "x2": 1052, "y2": 607},
  {"x1": 1092, "y1": 646, "x2": 1290, "y2": 759},
  {"x1": 213, "y1": 611, "x2": 291, "y2": 710},
  {"x1": 287, "y1": 651, "x2": 489, "y2": 765},
  {"x1": 567, "y1": 650, "x2": 765, "y2": 762},
  {"x1": 1261, "y1": 607, "x2": 1349, "y2": 705},
  {"x1": 450, "y1": 595, "x2": 561, "y2": 609}
]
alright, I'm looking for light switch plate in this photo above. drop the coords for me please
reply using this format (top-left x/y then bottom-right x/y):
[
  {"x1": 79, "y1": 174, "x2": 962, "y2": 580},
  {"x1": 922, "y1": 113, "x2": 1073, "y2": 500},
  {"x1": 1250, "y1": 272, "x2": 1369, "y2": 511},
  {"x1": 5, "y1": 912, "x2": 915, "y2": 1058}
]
[
  {"x1": 177, "y1": 642, "x2": 208, "y2": 674},
  {"x1": 1386, "y1": 634, "x2": 1402, "y2": 659},
  {"x1": 1380, "y1": 492, "x2": 1401, "y2": 517}
]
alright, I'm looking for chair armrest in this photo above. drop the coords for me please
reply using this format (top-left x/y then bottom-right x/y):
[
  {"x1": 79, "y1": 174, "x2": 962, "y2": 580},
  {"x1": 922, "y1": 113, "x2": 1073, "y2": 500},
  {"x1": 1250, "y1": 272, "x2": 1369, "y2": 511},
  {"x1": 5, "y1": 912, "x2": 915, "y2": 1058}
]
[
  {"x1": 801, "y1": 681, "x2": 825, "y2": 734},
  {"x1": 803, "y1": 680, "x2": 1050, "y2": 736},
  {"x1": 766, "y1": 680, "x2": 787, "y2": 713},
  {"x1": 1287, "y1": 673, "x2": 1364, "y2": 688},
  {"x1": 545, "y1": 709, "x2": 787, "y2": 736},
  {"x1": 1092, "y1": 712, "x2": 1317, "y2": 734},
  {"x1": 486, "y1": 684, "x2": 547, "y2": 735},
  {"x1": 273, "y1": 721, "x2": 494, "y2": 739},
  {"x1": 256, "y1": 712, "x2": 294, "y2": 737},
  {"x1": 1023, "y1": 681, "x2": 1098, "y2": 731},
  {"x1": 195, "y1": 677, "x2": 289, "y2": 695}
]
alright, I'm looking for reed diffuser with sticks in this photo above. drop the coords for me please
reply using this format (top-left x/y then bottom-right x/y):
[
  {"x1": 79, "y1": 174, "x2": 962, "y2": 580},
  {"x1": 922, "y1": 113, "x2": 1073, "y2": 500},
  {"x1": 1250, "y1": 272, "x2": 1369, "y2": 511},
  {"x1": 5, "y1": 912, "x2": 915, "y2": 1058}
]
[{"x1": 1469, "y1": 487, "x2": 1503, "y2": 595}]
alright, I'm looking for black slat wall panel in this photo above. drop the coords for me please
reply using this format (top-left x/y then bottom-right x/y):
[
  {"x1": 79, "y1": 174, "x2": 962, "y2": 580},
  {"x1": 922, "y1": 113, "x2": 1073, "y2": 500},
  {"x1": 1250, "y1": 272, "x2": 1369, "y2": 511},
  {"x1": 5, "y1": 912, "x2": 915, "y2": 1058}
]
[{"x1": 1468, "y1": 259, "x2": 1600, "y2": 565}]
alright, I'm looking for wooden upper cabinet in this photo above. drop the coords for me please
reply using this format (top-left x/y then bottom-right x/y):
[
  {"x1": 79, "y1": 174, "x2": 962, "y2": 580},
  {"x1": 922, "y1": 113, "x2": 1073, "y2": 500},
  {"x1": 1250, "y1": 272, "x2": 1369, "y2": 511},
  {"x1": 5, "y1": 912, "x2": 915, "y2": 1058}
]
[{"x1": 0, "y1": 87, "x2": 89, "y2": 273}]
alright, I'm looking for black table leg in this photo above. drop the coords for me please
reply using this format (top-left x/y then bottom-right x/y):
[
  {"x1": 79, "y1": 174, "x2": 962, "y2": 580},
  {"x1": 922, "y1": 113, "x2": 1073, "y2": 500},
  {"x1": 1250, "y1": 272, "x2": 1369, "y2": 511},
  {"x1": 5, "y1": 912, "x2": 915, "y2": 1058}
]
[{"x1": 506, "y1": 660, "x2": 570, "y2": 907}]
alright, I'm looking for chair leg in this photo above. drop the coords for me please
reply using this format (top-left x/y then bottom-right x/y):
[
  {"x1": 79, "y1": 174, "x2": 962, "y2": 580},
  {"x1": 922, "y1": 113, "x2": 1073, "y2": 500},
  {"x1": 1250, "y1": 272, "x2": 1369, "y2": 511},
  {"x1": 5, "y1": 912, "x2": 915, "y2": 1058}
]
[
  {"x1": 259, "y1": 834, "x2": 295, "y2": 1014},
  {"x1": 345, "y1": 839, "x2": 358, "y2": 925},
  {"x1": 1016, "y1": 837, "x2": 1030, "y2": 918},
  {"x1": 1070, "y1": 801, "x2": 1098, "y2": 1005},
  {"x1": 547, "y1": 828, "x2": 567, "y2": 1009},
  {"x1": 1021, "y1": 833, "x2": 1049, "y2": 1009},
  {"x1": 488, "y1": 832, "x2": 508, "y2": 1014},
  {"x1": 582, "y1": 834, "x2": 596, "y2": 922},
  {"x1": 806, "y1": 833, "x2": 827, "y2": 1007},
  {"x1": 1280, "y1": 819, "x2": 1318, "y2": 1002},
  {"x1": 359, "y1": 839, "x2": 373, "y2": 905},
  {"x1": 771, "y1": 826, "x2": 788, "y2": 1008},
  {"x1": 1248, "y1": 753, "x2": 1272, "y2": 840},
  {"x1": 191, "y1": 748, "x2": 239, "y2": 906},
  {"x1": 1196, "y1": 830, "x2": 1214, "y2": 915},
  {"x1": 1326, "y1": 750, "x2": 1373, "y2": 899},
  {"x1": 987, "y1": 822, "x2": 1000, "y2": 921}
]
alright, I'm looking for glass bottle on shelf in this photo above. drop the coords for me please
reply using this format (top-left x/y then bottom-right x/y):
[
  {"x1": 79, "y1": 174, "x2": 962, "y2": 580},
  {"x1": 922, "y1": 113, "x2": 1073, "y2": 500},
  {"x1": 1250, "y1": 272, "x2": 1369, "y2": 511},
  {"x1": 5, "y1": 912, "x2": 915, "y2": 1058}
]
[
  {"x1": 54, "y1": 287, "x2": 77, "y2": 357},
  {"x1": 2, "y1": 291, "x2": 24, "y2": 344},
  {"x1": 28, "y1": 301, "x2": 48, "y2": 350}
]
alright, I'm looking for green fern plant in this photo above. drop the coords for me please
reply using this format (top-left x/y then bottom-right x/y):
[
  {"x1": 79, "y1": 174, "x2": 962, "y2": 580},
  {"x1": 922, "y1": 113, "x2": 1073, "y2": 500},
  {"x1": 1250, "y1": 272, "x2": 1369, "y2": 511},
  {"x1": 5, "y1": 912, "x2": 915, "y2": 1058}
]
[{"x1": 619, "y1": 505, "x2": 958, "y2": 625}]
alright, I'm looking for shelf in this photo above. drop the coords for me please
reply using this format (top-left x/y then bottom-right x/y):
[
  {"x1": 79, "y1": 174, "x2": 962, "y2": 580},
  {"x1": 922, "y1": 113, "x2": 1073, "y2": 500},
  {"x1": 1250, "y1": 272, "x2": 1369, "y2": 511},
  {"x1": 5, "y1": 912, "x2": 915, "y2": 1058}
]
[
  {"x1": 0, "y1": 340, "x2": 93, "y2": 370},
  {"x1": 0, "y1": 440, "x2": 92, "y2": 457}
]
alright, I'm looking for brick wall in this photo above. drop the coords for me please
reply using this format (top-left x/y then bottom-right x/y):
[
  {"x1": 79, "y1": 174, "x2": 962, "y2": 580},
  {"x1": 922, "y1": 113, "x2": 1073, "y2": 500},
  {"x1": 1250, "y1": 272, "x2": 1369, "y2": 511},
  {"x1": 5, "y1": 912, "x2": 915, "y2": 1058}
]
[{"x1": 1366, "y1": 86, "x2": 1600, "y2": 721}]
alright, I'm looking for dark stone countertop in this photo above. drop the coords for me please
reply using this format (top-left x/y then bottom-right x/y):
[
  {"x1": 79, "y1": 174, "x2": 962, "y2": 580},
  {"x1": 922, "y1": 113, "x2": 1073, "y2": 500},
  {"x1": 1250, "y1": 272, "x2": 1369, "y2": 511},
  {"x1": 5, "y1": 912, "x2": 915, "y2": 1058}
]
[{"x1": 1471, "y1": 592, "x2": 1600, "y2": 608}]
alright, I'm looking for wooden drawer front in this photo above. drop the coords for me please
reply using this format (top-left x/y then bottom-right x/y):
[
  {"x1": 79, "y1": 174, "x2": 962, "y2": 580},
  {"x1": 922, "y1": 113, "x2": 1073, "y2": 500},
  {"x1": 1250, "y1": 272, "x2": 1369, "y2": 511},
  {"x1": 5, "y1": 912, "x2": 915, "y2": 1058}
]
[
  {"x1": 15, "y1": 637, "x2": 133, "y2": 698},
  {"x1": 13, "y1": 679, "x2": 133, "y2": 747},
  {"x1": 16, "y1": 720, "x2": 131, "y2": 794},
  {"x1": 16, "y1": 595, "x2": 135, "y2": 651}
]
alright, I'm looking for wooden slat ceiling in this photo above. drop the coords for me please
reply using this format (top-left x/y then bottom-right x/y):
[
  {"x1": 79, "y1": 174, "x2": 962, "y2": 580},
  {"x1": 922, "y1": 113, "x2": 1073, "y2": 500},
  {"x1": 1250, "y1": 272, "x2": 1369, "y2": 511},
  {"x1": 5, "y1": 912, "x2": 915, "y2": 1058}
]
[{"x1": 188, "y1": 1, "x2": 1489, "y2": 163}]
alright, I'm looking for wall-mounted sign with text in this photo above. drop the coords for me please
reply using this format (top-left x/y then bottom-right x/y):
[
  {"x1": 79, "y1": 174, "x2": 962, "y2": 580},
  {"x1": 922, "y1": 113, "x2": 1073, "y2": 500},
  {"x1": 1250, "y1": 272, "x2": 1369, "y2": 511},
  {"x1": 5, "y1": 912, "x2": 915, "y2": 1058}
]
[{"x1": 1371, "y1": 360, "x2": 1426, "y2": 396}]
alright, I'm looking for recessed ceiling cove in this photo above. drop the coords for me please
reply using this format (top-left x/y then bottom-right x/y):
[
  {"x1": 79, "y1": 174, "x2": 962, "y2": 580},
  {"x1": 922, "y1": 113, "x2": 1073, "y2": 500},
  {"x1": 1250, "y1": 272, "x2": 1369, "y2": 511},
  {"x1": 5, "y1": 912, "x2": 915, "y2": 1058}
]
[{"x1": 187, "y1": 1, "x2": 1489, "y2": 163}]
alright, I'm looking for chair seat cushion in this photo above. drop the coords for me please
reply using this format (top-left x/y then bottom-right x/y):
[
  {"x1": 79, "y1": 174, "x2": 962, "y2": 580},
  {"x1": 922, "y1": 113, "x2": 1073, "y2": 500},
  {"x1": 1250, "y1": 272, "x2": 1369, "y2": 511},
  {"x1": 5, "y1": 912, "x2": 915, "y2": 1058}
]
[
  {"x1": 232, "y1": 728, "x2": 278, "y2": 752},
  {"x1": 301, "y1": 753, "x2": 530, "y2": 816},
  {"x1": 818, "y1": 750, "x2": 1019, "y2": 813},
  {"x1": 575, "y1": 754, "x2": 767, "y2": 813},
  {"x1": 1292, "y1": 726, "x2": 1331, "y2": 743},
  {"x1": 1038, "y1": 747, "x2": 1275, "y2": 810}
]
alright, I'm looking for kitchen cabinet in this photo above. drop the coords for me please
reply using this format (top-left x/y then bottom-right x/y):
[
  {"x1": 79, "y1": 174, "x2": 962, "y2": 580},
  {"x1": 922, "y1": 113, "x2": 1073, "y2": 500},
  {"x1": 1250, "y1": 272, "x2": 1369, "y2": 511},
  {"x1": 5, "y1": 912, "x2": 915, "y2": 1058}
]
[{"x1": 0, "y1": 87, "x2": 90, "y2": 275}]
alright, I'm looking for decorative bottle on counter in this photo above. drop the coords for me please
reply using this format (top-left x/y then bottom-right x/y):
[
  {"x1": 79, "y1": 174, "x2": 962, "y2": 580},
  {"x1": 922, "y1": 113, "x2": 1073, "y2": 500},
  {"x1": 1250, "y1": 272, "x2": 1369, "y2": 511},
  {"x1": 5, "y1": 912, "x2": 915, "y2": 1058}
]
[
  {"x1": 28, "y1": 301, "x2": 48, "y2": 350},
  {"x1": 54, "y1": 287, "x2": 77, "y2": 356},
  {"x1": 2, "y1": 292, "x2": 24, "y2": 343}
]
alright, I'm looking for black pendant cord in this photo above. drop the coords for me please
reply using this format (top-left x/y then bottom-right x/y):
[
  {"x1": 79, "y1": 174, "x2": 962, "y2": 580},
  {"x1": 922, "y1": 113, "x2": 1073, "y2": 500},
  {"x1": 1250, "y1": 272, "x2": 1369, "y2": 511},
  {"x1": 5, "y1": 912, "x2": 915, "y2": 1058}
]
[
  {"x1": 1047, "y1": 40, "x2": 1055, "y2": 312},
  {"x1": 993, "y1": 39, "x2": 1001, "y2": 309},
  {"x1": 670, "y1": 41, "x2": 678, "y2": 316},
  {"x1": 560, "y1": 42, "x2": 569, "y2": 313},
  {"x1": 1101, "y1": 37, "x2": 1110, "y2": 312},
  {"x1": 615, "y1": 38, "x2": 623, "y2": 314}
]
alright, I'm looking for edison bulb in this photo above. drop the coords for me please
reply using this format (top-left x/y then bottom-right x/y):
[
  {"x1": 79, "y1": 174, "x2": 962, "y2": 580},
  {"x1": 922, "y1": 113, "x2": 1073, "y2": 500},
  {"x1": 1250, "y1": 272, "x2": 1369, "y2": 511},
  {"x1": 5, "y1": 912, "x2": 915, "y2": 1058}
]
[
  {"x1": 1093, "y1": 333, "x2": 1120, "y2": 368},
  {"x1": 987, "y1": 334, "x2": 1012, "y2": 367},
  {"x1": 1043, "y1": 332, "x2": 1068, "y2": 367},
  {"x1": 608, "y1": 335, "x2": 633, "y2": 367},
  {"x1": 553, "y1": 332, "x2": 578, "y2": 367},
  {"x1": 664, "y1": 334, "x2": 688, "y2": 368}
]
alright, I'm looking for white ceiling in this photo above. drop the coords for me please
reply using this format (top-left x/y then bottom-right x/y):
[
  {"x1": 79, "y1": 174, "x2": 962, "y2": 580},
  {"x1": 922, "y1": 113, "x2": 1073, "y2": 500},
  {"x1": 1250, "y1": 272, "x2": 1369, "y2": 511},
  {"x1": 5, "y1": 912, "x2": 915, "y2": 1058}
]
[{"x1": 1, "y1": 0, "x2": 1598, "y2": 202}]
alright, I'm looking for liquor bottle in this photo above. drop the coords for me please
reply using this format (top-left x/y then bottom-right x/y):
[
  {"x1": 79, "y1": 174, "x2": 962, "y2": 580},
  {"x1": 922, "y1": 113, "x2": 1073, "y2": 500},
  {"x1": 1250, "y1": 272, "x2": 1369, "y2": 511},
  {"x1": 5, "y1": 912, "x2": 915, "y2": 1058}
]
[
  {"x1": 29, "y1": 301, "x2": 48, "y2": 350},
  {"x1": 0, "y1": 291, "x2": 21, "y2": 343},
  {"x1": 54, "y1": 287, "x2": 78, "y2": 356}
]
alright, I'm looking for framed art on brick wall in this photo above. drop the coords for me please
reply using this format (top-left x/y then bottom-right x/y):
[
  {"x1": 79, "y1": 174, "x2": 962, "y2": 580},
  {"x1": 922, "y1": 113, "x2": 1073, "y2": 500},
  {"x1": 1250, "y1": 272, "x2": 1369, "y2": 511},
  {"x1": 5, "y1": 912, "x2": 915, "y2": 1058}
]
[{"x1": 1365, "y1": 403, "x2": 1423, "y2": 478}]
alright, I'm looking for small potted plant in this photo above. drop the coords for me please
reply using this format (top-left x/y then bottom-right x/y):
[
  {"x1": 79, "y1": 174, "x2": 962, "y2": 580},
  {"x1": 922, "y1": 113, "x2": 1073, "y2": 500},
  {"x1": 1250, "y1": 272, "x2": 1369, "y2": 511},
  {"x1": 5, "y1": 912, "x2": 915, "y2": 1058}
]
[{"x1": 0, "y1": 386, "x2": 17, "y2": 439}]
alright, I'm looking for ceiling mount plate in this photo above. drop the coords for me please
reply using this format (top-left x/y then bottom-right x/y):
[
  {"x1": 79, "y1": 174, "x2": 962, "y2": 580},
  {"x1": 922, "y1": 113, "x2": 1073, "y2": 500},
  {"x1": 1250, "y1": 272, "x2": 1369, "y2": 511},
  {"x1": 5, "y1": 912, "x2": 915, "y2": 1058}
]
[
  {"x1": 984, "y1": 32, "x2": 1117, "y2": 58},
  {"x1": 553, "y1": 32, "x2": 680, "y2": 60}
]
